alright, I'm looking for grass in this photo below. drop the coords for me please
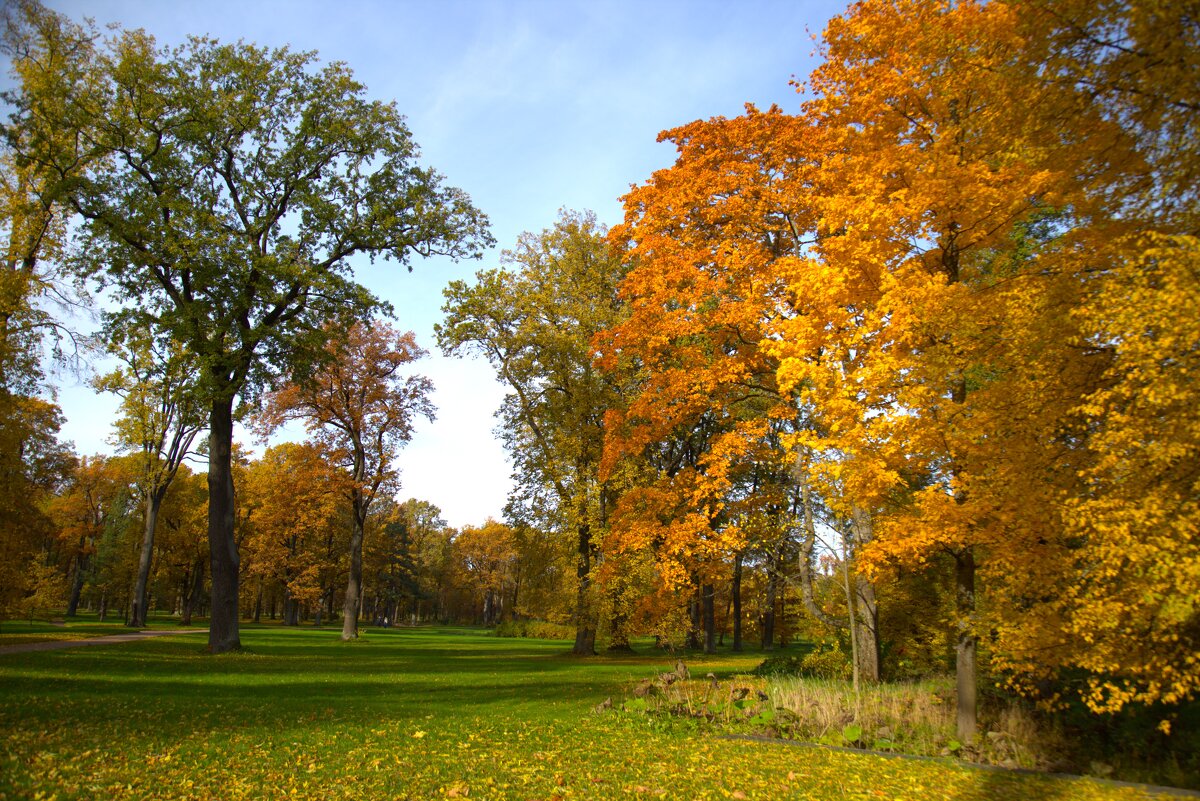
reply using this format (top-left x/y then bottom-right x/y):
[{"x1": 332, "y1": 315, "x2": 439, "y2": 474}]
[
  {"x1": 0, "y1": 625, "x2": 1179, "y2": 800},
  {"x1": 0, "y1": 611, "x2": 194, "y2": 646}
]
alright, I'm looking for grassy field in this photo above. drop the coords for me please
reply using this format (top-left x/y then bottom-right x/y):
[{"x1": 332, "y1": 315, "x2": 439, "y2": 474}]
[{"x1": 0, "y1": 625, "x2": 1180, "y2": 800}]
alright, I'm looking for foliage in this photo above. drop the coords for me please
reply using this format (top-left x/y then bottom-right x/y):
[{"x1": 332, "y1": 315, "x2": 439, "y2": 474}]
[
  {"x1": 439, "y1": 209, "x2": 627, "y2": 653},
  {"x1": 258, "y1": 320, "x2": 434, "y2": 639},
  {"x1": 752, "y1": 642, "x2": 850, "y2": 682},
  {"x1": 493, "y1": 619, "x2": 575, "y2": 640},
  {"x1": 602, "y1": 0, "x2": 1200, "y2": 721}
]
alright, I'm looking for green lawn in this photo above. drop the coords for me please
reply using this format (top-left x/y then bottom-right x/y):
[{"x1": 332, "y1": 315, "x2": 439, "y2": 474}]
[{"x1": 0, "y1": 626, "x2": 1175, "y2": 799}]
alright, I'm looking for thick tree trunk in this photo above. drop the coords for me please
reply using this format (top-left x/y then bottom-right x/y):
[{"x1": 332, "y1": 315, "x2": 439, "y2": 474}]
[
  {"x1": 849, "y1": 510, "x2": 882, "y2": 682},
  {"x1": 571, "y1": 523, "x2": 596, "y2": 655},
  {"x1": 207, "y1": 395, "x2": 240, "y2": 652},
  {"x1": 284, "y1": 595, "x2": 300, "y2": 626},
  {"x1": 854, "y1": 576, "x2": 882, "y2": 682},
  {"x1": 252, "y1": 577, "x2": 263, "y2": 623},
  {"x1": 702, "y1": 582, "x2": 716, "y2": 654},
  {"x1": 130, "y1": 488, "x2": 167, "y2": 628},
  {"x1": 731, "y1": 554, "x2": 743, "y2": 652},
  {"x1": 687, "y1": 589, "x2": 702, "y2": 649},
  {"x1": 181, "y1": 556, "x2": 204, "y2": 626},
  {"x1": 956, "y1": 548, "x2": 977, "y2": 741},
  {"x1": 342, "y1": 501, "x2": 367, "y2": 640},
  {"x1": 762, "y1": 554, "x2": 778, "y2": 651},
  {"x1": 66, "y1": 549, "x2": 87, "y2": 617}
]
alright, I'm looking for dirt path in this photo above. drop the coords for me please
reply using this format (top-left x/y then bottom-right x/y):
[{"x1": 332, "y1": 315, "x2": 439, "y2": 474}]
[{"x1": 0, "y1": 628, "x2": 205, "y2": 656}]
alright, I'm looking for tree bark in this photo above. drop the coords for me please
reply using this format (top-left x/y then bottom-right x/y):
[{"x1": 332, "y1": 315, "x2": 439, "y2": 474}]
[
  {"x1": 571, "y1": 523, "x2": 596, "y2": 655},
  {"x1": 849, "y1": 509, "x2": 882, "y2": 682},
  {"x1": 342, "y1": 497, "x2": 366, "y2": 640},
  {"x1": 731, "y1": 554, "x2": 743, "y2": 652},
  {"x1": 702, "y1": 582, "x2": 716, "y2": 654},
  {"x1": 956, "y1": 548, "x2": 978, "y2": 741},
  {"x1": 762, "y1": 553, "x2": 778, "y2": 651},
  {"x1": 252, "y1": 577, "x2": 263, "y2": 624},
  {"x1": 66, "y1": 550, "x2": 87, "y2": 617},
  {"x1": 130, "y1": 487, "x2": 167, "y2": 628},
  {"x1": 207, "y1": 395, "x2": 241, "y2": 652},
  {"x1": 181, "y1": 555, "x2": 204, "y2": 626}
]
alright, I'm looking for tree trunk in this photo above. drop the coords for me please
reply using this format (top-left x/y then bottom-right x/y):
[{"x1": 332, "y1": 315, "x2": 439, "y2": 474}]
[
  {"x1": 762, "y1": 554, "x2": 777, "y2": 651},
  {"x1": 702, "y1": 582, "x2": 716, "y2": 654},
  {"x1": 731, "y1": 554, "x2": 743, "y2": 652},
  {"x1": 284, "y1": 595, "x2": 300, "y2": 626},
  {"x1": 571, "y1": 523, "x2": 596, "y2": 655},
  {"x1": 342, "y1": 499, "x2": 366, "y2": 639},
  {"x1": 130, "y1": 487, "x2": 167, "y2": 628},
  {"x1": 956, "y1": 548, "x2": 977, "y2": 741},
  {"x1": 66, "y1": 549, "x2": 87, "y2": 617},
  {"x1": 252, "y1": 577, "x2": 263, "y2": 623},
  {"x1": 98, "y1": 592, "x2": 108, "y2": 623},
  {"x1": 207, "y1": 395, "x2": 241, "y2": 652},
  {"x1": 849, "y1": 509, "x2": 881, "y2": 682},
  {"x1": 854, "y1": 576, "x2": 882, "y2": 682},
  {"x1": 181, "y1": 555, "x2": 204, "y2": 626}
]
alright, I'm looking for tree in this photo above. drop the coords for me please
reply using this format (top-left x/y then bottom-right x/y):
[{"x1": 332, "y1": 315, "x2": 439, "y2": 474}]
[
  {"x1": 7, "y1": 10, "x2": 492, "y2": 651},
  {"x1": 439, "y1": 210, "x2": 626, "y2": 655},
  {"x1": 46, "y1": 454, "x2": 130, "y2": 616},
  {"x1": 0, "y1": 1, "x2": 80, "y2": 622},
  {"x1": 453, "y1": 519, "x2": 518, "y2": 626},
  {"x1": 94, "y1": 328, "x2": 204, "y2": 627},
  {"x1": 258, "y1": 321, "x2": 434, "y2": 640},
  {"x1": 240, "y1": 442, "x2": 350, "y2": 626}
]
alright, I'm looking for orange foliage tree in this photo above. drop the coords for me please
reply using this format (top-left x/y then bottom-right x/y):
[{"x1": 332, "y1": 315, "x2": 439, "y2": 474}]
[
  {"x1": 258, "y1": 321, "x2": 434, "y2": 640},
  {"x1": 604, "y1": 0, "x2": 1198, "y2": 738},
  {"x1": 240, "y1": 443, "x2": 350, "y2": 626}
]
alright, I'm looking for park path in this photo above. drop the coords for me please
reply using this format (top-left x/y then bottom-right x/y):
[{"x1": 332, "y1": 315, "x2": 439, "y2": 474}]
[{"x1": 0, "y1": 628, "x2": 204, "y2": 656}]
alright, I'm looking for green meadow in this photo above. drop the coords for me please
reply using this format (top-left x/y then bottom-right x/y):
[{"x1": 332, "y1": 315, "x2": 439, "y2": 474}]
[{"x1": 0, "y1": 625, "x2": 1177, "y2": 800}]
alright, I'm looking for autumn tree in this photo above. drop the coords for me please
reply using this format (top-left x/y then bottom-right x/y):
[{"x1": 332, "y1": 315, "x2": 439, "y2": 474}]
[
  {"x1": 258, "y1": 321, "x2": 434, "y2": 640},
  {"x1": 46, "y1": 454, "x2": 130, "y2": 616},
  {"x1": 94, "y1": 328, "x2": 204, "y2": 627},
  {"x1": 6, "y1": 8, "x2": 492, "y2": 651},
  {"x1": 241, "y1": 443, "x2": 350, "y2": 626},
  {"x1": 0, "y1": 1, "x2": 80, "y2": 621},
  {"x1": 439, "y1": 209, "x2": 626, "y2": 655},
  {"x1": 453, "y1": 519, "x2": 519, "y2": 625}
]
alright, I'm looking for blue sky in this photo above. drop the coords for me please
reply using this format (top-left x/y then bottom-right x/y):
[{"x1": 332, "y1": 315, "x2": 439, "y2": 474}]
[{"x1": 41, "y1": 0, "x2": 845, "y2": 528}]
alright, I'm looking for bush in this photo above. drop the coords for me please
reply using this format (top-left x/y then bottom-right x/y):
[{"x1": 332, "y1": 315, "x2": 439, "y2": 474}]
[
  {"x1": 494, "y1": 619, "x2": 575, "y2": 640},
  {"x1": 753, "y1": 641, "x2": 851, "y2": 681}
]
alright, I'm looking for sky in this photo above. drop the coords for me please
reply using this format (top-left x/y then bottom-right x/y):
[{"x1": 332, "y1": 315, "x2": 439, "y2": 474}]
[{"x1": 35, "y1": 0, "x2": 845, "y2": 528}]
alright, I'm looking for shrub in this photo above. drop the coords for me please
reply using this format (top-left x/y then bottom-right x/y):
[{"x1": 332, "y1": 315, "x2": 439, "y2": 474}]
[
  {"x1": 494, "y1": 619, "x2": 575, "y2": 640},
  {"x1": 753, "y1": 640, "x2": 851, "y2": 681}
]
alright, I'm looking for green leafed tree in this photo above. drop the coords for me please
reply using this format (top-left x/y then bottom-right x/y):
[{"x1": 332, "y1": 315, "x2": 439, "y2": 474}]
[
  {"x1": 93, "y1": 327, "x2": 204, "y2": 628},
  {"x1": 5, "y1": 6, "x2": 492, "y2": 651},
  {"x1": 438, "y1": 210, "x2": 626, "y2": 655}
]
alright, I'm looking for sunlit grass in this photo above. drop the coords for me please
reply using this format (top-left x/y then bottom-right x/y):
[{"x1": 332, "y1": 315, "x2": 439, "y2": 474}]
[{"x1": 0, "y1": 626, "x2": 1165, "y2": 800}]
